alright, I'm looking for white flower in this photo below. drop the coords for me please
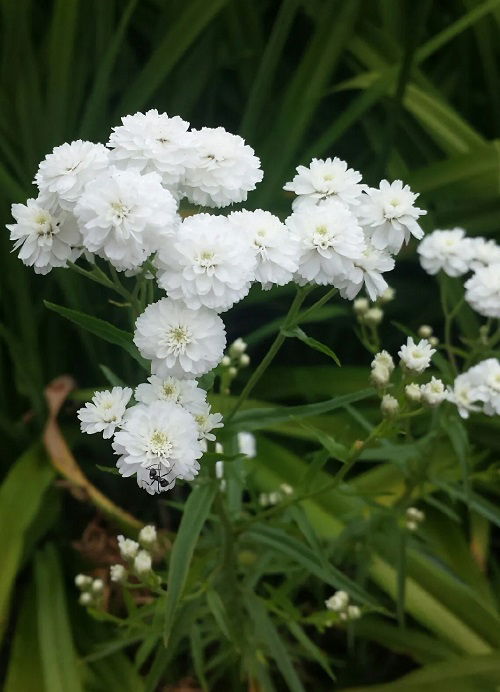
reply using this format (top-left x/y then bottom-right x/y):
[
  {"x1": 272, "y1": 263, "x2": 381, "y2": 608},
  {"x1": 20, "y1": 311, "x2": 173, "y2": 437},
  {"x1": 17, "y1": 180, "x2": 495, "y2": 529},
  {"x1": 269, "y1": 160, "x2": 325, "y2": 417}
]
[
  {"x1": 325, "y1": 590, "x2": 349, "y2": 612},
  {"x1": 7, "y1": 197, "x2": 82, "y2": 274},
  {"x1": 227, "y1": 209, "x2": 299, "y2": 289},
  {"x1": 286, "y1": 201, "x2": 365, "y2": 286},
  {"x1": 134, "y1": 549, "x2": 152, "y2": 575},
  {"x1": 194, "y1": 402, "x2": 224, "y2": 441},
  {"x1": 139, "y1": 525, "x2": 157, "y2": 547},
  {"x1": 110, "y1": 564, "x2": 127, "y2": 583},
  {"x1": 398, "y1": 337, "x2": 435, "y2": 373},
  {"x1": 370, "y1": 364, "x2": 390, "y2": 387},
  {"x1": 134, "y1": 298, "x2": 226, "y2": 378},
  {"x1": 135, "y1": 375, "x2": 207, "y2": 414},
  {"x1": 381, "y1": 394, "x2": 399, "y2": 417},
  {"x1": 238, "y1": 431, "x2": 256, "y2": 458},
  {"x1": 180, "y1": 127, "x2": 263, "y2": 207},
  {"x1": 464, "y1": 264, "x2": 500, "y2": 319},
  {"x1": 284, "y1": 157, "x2": 364, "y2": 210},
  {"x1": 156, "y1": 213, "x2": 256, "y2": 312},
  {"x1": 417, "y1": 228, "x2": 473, "y2": 277},
  {"x1": 108, "y1": 110, "x2": 193, "y2": 189},
  {"x1": 446, "y1": 371, "x2": 486, "y2": 419},
  {"x1": 34, "y1": 140, "x2": 109, "y2": 210},
  {"x1": 359, "y1": 180, "x2": 426, "y2": 253},
  {"x1": 117, "y1": 535, "x2": 139, "y2": 560},
  {"x1": 113, "y1": 401, "x2": 202, "y2": 494},
  {"x1": 469, "y1": 237, "x2": 500, "y2": 270},
  {"x1": 337, "y1": 240, "x2": 395, "y2": 301},
  {"x1": 77, "y1": 387, "x2": 132, "y2": 439},
  {"x1": 75, "y1": 167, "x2": 178, "y2": 271},
  {"x1": 420, "y1": 377, "x2": 446, "y2": 406}
]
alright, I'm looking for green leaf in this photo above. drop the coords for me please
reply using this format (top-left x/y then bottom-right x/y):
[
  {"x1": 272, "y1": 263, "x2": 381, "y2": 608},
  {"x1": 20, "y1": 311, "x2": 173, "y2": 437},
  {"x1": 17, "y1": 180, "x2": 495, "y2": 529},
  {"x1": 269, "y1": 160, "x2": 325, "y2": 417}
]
[
  {"x1": 35, "y1": 544, "x2": 84, "y2": 692},
  {"x1": 299, "y1": 423, "x2": 349, "y2": 462},
  {"x1": 227, "y1": 389, "x2": 374, "y2": 432},
  {"x1": 245, "y1": 594, "x2": 306, "y2": 692},
  {"x1": 282, "y1": 326, "x2": 341, "y2": 366},
  {"x1": 163, "y1": 482, "x2": 217, "y2": 645},
  {"x1": 44, "y1": 301, "x2": 147, "y2": 368},
  {"x1": 0, "y1": 445, "x2": 55, "y2": 644}
]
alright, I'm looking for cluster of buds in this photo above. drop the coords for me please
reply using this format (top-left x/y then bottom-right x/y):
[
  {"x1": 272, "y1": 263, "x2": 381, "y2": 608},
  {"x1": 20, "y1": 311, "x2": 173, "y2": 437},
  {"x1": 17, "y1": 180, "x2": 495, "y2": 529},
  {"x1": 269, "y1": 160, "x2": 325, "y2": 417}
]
[
  {"x1": 258, "y1": 483, "x2": 293, "y2": 507},
  {"x1": 370, "y1": 350, "x2": 395, "y2": 389},
  {"x1": 75, "y1": 574, "x2": 104, "y2": 608},
  {"x1": 220, "y1": 338, "x2": 250, "y2": 393},
  {"x1": 109, "y1": 525, "x2": 159, "y2": 584},
  {"x1": 418, "y1": 324, "x2": 439, "y2": 348},
  {"x1": 405, "y1": 376, "x2": 447, "y2": 407},
  {"x1": 325, "y1": 590, "x2": 361, "y2": 622},
  {"x1": 405, "y1": 507, "x2": 425, "y2": 531},
  {"x1": 353, "y1": 288, "x2": 395, "y2": 327}
]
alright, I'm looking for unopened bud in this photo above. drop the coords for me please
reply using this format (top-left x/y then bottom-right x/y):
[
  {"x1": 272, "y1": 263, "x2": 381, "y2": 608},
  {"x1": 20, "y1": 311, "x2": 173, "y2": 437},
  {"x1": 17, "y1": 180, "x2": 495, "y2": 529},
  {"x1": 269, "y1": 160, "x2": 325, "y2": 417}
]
[
  {"x1": 79, "y1": 592, "x2": 93, "y2": 606},
  {"x1": 229, "y1": 338, "x2": 247, "y2": 356},
  {"x1": 381, "y1": 394, "x2": 399, "y2": 417},
  {"x1": 353, "y1": 297, "x2": 369, "y2": 314},
  {"x1": 139, "y1": 525, "x2": 157, "y2": 547},
  {"x1": 379, "y1": 287, "x2": 395, "y2": 303},
  {"x1": 347, "y1": 605, "x2": 361, "y2": 620},
  {"x1": 418, "y1": 325, "x2": 433, "y2": 338},
  {"x1": 429, "y1": 336, "x2": 439, "y2": 347},
  {"x1": 75, "y1": 574, "x2": 92, "y2": 590},
  {"x1": 134, "y1": 550, "x2": 152, "y2": 575},
  {"x1": 110, "y1": 564, "x2": 127, "y2": 583},
  {"x1": 228, "y1": 366, "x2": 238, "y2": 378},
  {"x1": 405, "y1": 383, "x2": 422, "y2": 403},
  {"x1": 91, "y1": 578, "x2": 104, "y2": 593},
  {"x1": 239, "y1": 353, "x2": 250, "y2": 367},
  {"x1": 363, "y1": 307, "x2": 383, "y2": 326},
  {"x1": 221, "y1": 355, "x2": 231, "y2": 367},
  {"x1": 370, "y1": 364, "x2": 390, "y2": 387}
]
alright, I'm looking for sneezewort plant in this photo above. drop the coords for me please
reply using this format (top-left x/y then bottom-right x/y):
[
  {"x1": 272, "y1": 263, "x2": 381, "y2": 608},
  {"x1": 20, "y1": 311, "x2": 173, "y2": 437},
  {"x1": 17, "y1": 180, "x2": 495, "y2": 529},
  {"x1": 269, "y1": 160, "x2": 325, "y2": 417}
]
[{"x1": 6, "y1": 109, "x2": 500, "y2": 690}]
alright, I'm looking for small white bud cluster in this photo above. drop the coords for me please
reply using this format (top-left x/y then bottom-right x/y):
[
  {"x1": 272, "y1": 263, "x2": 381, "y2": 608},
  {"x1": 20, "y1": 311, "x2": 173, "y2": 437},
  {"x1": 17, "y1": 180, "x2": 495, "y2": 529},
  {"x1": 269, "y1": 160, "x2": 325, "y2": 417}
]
[
  {"x1": 75, "y1": 573, "x2": 104, "y2": 607},
  {"x1": 354, "y1": 288, "x2": 394, "y2": 328},
  {"x1": 405, "y1": 506, "x2": 425, "y2": 531},
  {"x1": 258, "y1": 483, "x2": 293, "y2": 507},
  {"x1": 116, "y1": 531, "x2": 156, "y2": 580},
  {"x1": 220, "y1": 338, "x2": 250, "y2": 393},
  {"x1": 370, "y1": 350, "x2": 394, "y2": 388},
  {"x1": 325, "y1": 590, "x2": 361, "y2": 622},
  {"x1": 405, "y1": 376, "x2": 446, "y2": 407},
  {"x1": 418, "y1": 324, "x2": 439, "y2": 347}
]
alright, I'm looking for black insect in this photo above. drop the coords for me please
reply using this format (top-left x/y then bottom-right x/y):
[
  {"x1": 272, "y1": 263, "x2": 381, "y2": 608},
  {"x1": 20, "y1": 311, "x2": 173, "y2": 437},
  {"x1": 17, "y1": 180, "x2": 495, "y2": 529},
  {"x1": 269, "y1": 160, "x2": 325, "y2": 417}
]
[{"x1": 148, "y1": 465, "x2": 169, "y2": 491}]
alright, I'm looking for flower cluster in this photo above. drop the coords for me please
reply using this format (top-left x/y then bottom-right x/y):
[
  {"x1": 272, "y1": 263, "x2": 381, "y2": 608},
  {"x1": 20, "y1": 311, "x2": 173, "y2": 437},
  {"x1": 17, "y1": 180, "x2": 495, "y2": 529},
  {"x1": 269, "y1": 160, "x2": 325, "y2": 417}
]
[
  {"x1": 418, "y1": 228, "x2": 500, "y2": 318},
  {"x1": 324, "y1": 590, "x2": 361, "y2": 622},
  {"x1": 75, "y1": 573, "x2": 104, "y2": 607},
  {"x1": 447, "y1": 358, "x2": 500, "y2": 419},
  {"x1": 9, "y1": 111, "x2": 426, "y2": 494}
]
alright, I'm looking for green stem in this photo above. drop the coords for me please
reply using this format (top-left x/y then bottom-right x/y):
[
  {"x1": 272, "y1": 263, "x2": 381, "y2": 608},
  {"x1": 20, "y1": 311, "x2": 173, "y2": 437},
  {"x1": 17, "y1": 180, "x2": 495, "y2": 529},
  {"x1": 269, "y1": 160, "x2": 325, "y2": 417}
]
[
  {"x1": 439, "y1": 276, "x2": 459, "y2": 375},
  {"x1": 294, "y1": 287, "x2": 338, "y2": 325},
  {"x1": 225, "y1": 286, "x2": 311, "y2": 422}
]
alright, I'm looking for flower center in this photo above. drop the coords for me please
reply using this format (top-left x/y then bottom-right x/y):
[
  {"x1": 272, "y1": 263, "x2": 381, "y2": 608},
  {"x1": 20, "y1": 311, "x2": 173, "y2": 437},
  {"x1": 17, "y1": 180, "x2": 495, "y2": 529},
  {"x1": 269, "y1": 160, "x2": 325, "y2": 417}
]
[
  {"x1": 313, "y1": 224, "x2": 333, "y2": 249},
  {"x1": 165, "y1": 325, "x2": 192, "y2": 355},
  {"x1": 162, "y1": 381, "x2": 180, "y2": 399},
  {"x1": 35, "y1": 213, "x2": 58, "y2": 237},
  {"x1": 148, "y1": 429, "x2": 173, "y2": 460},
  {"x1": 111, "y1": 200, "x2": 132, "y2": 221},
  {"x1": 196, "y1": 250, "x2": 217, "y2": 272},
  {"x1": 411, "y1": 350, "x2": 424, "y2": 359}
]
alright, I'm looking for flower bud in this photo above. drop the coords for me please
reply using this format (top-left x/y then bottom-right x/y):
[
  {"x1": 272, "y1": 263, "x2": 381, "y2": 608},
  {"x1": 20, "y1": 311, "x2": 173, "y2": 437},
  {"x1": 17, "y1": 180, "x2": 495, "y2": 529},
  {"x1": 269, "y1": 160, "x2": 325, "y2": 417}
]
[
  {"x1": 134, "y1": 549, "x2": 152, "y2": 575},
  {"x1": 110, "y1": 564, "x2": 127, "y2": 583},
  {"x1": 420, "y1": 377, "x2": 446, "y2": 407},
  {"x1": 363, "y1": 307, "x2": 383, "y2": 326},
  {"x1": 371, "y1": 350, "x2": 394, "y2": 373},
  {"x1": 429, "y1": 336, "x2": 439, "y2": 347},
  {"x1": 139, "y1": 524, "x2": 157, "y2": 548},
  {"x1": 379, "y1": 287, "x2": 395, "y2": 303},
  {"x1": 353, "y1": 297, "x2": 369, "y2": 315},
  {"x1": 325, "y1": 590, "x2": 349, "y2": 612},
  {"x1": 117, "y1": 535, "x2": 139, "y2": 560},
  {"x1": 228, "y1": 366, "x2": 238, "y2": 378},
  {"x1": 91, "y1": 578, "x2": 104, "y2": 593},
  {"x1": 418, "y1": 325, "x2": 433, "y2": 338},
  {"x1": 405, "y1": 383, "x2": 422, "y2": 403},
  {"x1": 347, "y1": 605, "x2": 361, "y2": 620},
  {"x1": 370, "y1": 364, "x2": 390, "y2": 387},
  {"x1": 239, "y1": 353, "x2": 250, "y2": 367},
  {"x1": 229, "y1": 338, "x2": 247, "y2": 356},
  {"x1": 75, "y1": 574, "x2": 92, "y2": 590},
  {"x1": 79, "y1": 592, "x2": 93, "y2": 606},
  {"x1": 221, "y1": 355, "x2": 231, "y2": 367},
  {"x1": 381, "y1": 394, "x2": 399, "y2": 417}
]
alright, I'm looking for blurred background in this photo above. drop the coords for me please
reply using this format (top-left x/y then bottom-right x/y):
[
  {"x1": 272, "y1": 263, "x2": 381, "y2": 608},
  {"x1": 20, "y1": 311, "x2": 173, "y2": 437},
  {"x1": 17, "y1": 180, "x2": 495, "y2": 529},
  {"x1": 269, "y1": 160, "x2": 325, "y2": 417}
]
[{"x1": 1, "y1": 0, "x2": 500, "y2": 688}]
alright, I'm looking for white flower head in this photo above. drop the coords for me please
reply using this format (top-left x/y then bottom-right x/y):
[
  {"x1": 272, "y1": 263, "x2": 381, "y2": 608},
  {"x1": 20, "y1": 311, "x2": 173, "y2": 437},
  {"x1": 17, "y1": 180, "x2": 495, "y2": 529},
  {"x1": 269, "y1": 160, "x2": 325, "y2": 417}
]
[
  {"x1": 134, "y1": 298, "x2": 226, "y2": 378},
  {"x1": 7, "y1": 197, "x2": 82, "y2": 274},
  {"x1": 135, "y1": 375, "x2": 207, "y2": 414},
  {"x1": 447, "y1": 359, "x2": 500, "y2": 418},
  {"x1": 446, "y1": 372, "x2": 486, "y2": 419},
  {"x1": 77, "y1": 387, "x2": 132, "y2": 439},
  {"x1": 108, "y1": 110, "x2": 193, "y2": 189},
  {"x1": 398, "y1": 337, "x2": 435, "y2": 373},
  {"x1": 359, "y1": 180, "x2": 426, "y2": 253},
  {"x1": 75, "y1": 167, "x2": 178, "y2": 271},
  {"x1": 464, "y1": 264, "x2": 500, "y2": 319},
  {"x1": 325, "y1": 590, "x2": 349, "y2": 612},
  {"x1": 113, "y1": 400, "x2": 202, "y2": 493},
  {"x1": 469, "y1": 237, "x2": 500, "y2": 270},
  {"x1": 228, "y1": 209, "x2": 299, "y2": 289},
  {"x1": 286, "y1": 201, "x2": 365, "y2": 286},
  {"x1": 381, "y1": 393, "x2": 399, "y2": 417},
  {"x1": 284, "y1": 157, "x2": 364, "y2": 210},
  {"x1": 420, "y1": 377, "x2": 446, "y2": 406},
  {"x1": 194, "y1": 403, "x2": 224, "y2": 441},
  {"x1": 75, "y1": 574, "x2": 92, "y2": 589},
  {"x1": 34, "y1": 140, "x2": 109, "y2": 210},
  {"x1": 372, "y1": 350, "x2": 395, "y2": 373},
  {"x1": 134, "y1": 549, "x2": 152, "y2": 575},
  {"x1": 117, "y1": 535, "x2": 139, "y2": 560},
  {"x1": 337, "y1": 239, "x2": 395, "y2": 301},
  {"x1": 156, "y1": 213, "x2": 256, "y2": 312},
  {"x1": 417, "y1": 228, "x2": 474, "y2": 277},
  {"x1": 180, "y1": 127, "x2": 263, "y2": 207}
]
